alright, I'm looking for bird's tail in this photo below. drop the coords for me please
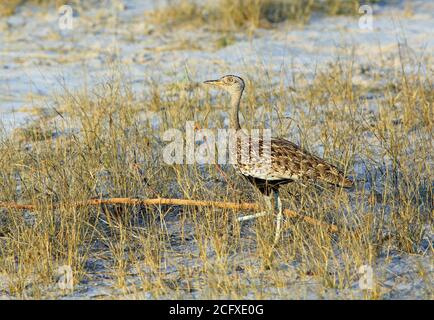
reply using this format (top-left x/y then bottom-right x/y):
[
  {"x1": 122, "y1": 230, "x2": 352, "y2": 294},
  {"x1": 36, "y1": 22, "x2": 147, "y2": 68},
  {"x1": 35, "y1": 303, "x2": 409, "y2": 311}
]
[
  {"x1": 325, "y1": 174, "x2": 354, "y2": 189},
  {"x1": 337, "y1": 176, "x2": 354, "y2": 189},
  {"x1": 320, "y1": 166, "x2": 354, "y2": 189}
]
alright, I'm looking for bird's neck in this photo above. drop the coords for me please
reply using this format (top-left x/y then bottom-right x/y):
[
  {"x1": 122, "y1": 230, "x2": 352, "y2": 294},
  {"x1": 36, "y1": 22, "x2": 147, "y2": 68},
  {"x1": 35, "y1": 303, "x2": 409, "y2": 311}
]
[{"x1": 230, "y1": 89, "x2": 242, "y2": 130}]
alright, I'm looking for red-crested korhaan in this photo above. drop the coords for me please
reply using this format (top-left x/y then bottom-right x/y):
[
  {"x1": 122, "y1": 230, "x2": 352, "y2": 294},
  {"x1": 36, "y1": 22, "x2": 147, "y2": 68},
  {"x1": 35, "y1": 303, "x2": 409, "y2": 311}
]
[{"x1": 204, "y1": 75, "x2": 353, "y2": 244}]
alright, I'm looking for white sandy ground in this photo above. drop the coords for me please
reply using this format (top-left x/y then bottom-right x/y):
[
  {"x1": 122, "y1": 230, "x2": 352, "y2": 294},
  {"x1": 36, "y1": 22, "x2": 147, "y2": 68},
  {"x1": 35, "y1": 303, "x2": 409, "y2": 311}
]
[
  {"x1": 0, "y1": 0, "x2": 432, "y2": 299},
  {"x1": 1, "y1": 0, "x2": 433, "y2": 128}
]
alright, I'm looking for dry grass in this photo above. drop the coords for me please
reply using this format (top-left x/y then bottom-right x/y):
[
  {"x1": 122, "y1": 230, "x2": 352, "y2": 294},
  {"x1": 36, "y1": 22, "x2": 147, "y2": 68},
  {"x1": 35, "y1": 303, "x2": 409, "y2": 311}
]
[
  {"x1": 149, "y1": 0, "x2": 383, "y2": 30},
  {"x1": 0, "y1": 51, "x2": 432, "y2": 299},
  {"x1": 0, "y1": 0, "x2": 22, "y2": 17},
  {"x1": 0, "y1": 0, "x2": 79, "y2": 17}
]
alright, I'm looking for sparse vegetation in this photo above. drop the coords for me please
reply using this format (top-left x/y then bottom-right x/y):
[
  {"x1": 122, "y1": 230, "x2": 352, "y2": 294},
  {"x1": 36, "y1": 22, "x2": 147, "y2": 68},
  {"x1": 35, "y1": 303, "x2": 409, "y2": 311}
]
[
  {"x1": 0, "y1": 0, "x2": 64, "y2": 16},
  {"x1": 0, "y1": 52, "x2": 432, "y2": 298},
  {"x1": 0, "y1": 0, "x2": 431, "y2": 300},
  {"x1": 149, "y1": 0, "x2": 385, "y2": 30}
]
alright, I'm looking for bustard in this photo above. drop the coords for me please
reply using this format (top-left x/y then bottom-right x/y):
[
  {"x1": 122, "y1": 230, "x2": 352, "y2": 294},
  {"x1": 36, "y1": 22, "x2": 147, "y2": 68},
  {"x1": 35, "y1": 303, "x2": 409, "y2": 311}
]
[{"x1": 204, "y1": 75, "x2": 353, "y2": 244}]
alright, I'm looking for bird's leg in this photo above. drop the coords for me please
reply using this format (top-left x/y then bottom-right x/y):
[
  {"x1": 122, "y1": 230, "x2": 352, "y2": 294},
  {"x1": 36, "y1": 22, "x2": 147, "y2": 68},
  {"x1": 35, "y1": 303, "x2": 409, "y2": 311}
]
[
  {"x1": 237, "y1": 211, "x2": 268, "y2": 222},
  {"x1": 273, "y1": 189, "x2": 283, "y2": 245},
  {"x1": 237, "y1": 194, "x2": 273, "y2": 222},
  {"x1": 264, "y1": 193, "x2": 273, "y2": 212}
]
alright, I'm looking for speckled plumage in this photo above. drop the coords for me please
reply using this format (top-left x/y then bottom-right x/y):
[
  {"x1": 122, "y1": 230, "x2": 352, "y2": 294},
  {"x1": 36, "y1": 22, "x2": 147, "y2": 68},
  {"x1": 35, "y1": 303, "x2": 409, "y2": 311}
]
[
  {"x1": 204, "y1": 74, "x2": 352, "y2": 193},
  {"x1": 204, "y1": 74, "x2": 352, "y2": 243},
  {"x1": 233, "y1": 136, "x2": 353, "y2": 193}
]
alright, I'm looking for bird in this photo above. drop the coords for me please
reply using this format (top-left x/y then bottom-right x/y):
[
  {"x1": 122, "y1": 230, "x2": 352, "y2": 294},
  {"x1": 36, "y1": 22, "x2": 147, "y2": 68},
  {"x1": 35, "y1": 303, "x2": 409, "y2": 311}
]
[{"x1": 203, "y1": 75, "x2": 353, "y2": 244}]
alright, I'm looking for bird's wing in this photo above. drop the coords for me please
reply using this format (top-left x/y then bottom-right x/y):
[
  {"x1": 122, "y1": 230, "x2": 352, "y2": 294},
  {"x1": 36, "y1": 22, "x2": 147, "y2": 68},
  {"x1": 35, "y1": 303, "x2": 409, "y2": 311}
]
[{"x1": 269, "y1": 138, "x2": 353, "y2": 188}]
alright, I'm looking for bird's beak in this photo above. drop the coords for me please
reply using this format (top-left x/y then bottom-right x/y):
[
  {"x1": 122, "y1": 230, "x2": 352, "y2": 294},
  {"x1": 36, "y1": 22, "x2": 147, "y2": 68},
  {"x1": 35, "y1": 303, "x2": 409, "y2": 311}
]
[{"x1": 203, "y1": 79, "x2": 223, "y2": 87}]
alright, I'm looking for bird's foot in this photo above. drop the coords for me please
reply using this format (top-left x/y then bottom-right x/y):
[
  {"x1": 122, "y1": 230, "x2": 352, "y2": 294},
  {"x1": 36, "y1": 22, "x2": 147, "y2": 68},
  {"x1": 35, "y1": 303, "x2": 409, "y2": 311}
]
[{"x1": 237, "y1": 211, "x2": 269, "y2": 222}]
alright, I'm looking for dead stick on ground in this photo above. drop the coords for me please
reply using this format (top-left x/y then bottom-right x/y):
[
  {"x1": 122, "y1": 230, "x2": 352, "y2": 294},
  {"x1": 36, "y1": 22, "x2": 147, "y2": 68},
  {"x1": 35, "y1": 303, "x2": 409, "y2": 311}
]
[{"x1": 0, "y1": 198, "x2": 338, "y2": 233}]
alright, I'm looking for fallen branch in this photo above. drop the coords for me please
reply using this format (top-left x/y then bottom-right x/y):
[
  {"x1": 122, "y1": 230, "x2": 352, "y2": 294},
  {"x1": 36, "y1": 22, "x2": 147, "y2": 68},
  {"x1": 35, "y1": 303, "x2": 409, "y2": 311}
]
[{"x1": 0, "y1": 198, "x2": 338, "y2": 233}]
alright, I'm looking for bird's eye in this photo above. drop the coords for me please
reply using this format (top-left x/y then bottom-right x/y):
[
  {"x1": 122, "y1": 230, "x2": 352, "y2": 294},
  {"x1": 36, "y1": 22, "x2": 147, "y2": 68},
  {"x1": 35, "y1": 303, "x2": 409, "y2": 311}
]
[{"x1": 227, "y1": 77, "x2": 234, "y2": 83}]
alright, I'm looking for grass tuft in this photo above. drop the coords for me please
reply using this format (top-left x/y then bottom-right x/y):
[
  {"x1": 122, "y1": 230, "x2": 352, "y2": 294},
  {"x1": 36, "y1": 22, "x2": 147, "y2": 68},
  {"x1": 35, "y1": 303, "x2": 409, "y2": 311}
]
[{"x1": 0, "y1": 51, "x2": 432, "y2": 298}]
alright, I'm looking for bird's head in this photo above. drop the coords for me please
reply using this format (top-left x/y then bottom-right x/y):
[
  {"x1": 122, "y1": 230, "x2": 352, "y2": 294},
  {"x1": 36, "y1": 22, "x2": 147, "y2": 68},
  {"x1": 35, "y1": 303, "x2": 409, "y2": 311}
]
[{"x1": 203, "y1": 75, "x2": 245, "y2": 94}]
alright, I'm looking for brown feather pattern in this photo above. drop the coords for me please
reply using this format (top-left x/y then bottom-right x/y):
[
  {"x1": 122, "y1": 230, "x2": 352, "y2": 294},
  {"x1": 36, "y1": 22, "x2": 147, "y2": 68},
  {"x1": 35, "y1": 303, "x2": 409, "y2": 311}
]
[
  {"x1": 234, "y1": 136, "x2": 353, "y2": 189},
  {"x1": 203, "y1": 75, "x2": 353, "y2": 193}
]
